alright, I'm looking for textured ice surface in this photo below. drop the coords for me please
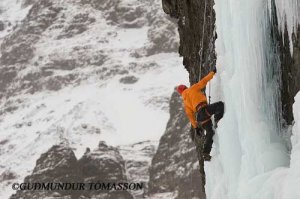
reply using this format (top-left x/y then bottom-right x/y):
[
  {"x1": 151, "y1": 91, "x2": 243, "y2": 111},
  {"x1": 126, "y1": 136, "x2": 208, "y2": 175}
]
[
  {"x1": 206, "y1": 0, "x2": 300, "y2": 198},
  {"x1": 272, "y1": 0, "x2": 300, "y2": 52}
]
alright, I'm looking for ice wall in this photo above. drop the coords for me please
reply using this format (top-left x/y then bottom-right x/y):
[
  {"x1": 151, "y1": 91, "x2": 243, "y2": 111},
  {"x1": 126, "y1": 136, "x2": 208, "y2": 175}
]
[
  {"x1": 272, "y1": 0, "x2": 300, "y2": 52},
  {"x1": 279, "y1": 93, "x2": 300, "y2": 199},
  {"x1": 205, "y1": 0, "x2": 300, "y2": 198}
]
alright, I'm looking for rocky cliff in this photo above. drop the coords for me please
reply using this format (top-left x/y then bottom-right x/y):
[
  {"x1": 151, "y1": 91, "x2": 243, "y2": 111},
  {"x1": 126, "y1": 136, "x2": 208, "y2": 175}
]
[
  {"x1": 9, "y1": 140, "x2": 157, "y2": 199},
  {"x1": 162, "y1": 0, "x2": 216, "y2": 84},
  {"x1": 10, "y1": 142, "x2": 134, "y2": 199},
  {"x1": 148, "y1": 92, "x2": 205, "y2": 199},
  {"x1": 148, "y1": 0, "x2": 216, "y2": 198}
]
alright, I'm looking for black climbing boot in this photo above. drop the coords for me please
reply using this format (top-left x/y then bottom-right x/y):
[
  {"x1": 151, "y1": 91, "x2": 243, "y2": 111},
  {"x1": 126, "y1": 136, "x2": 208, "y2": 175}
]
[{"x1": 203, "y1": 153, "x2": 211, "y2": 161}]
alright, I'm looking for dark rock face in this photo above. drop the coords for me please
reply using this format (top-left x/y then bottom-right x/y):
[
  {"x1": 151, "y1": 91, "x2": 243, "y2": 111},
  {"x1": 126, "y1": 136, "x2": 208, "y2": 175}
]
[
  {"x1": 10, "y1": 145, "x2": 82, "y2": 199},
  {"x1": 148, "y1": 92, "x2": 205, "y2": 199},
  {"x1": 269, "y1": 0, "x2": 300, "y2": 126},
  {"x1": 162, "y1": 0, "x2": 216, "y2": 84},
  {"x1": 292, "y1": 27, "x2": 300, "y2": 95},
  {"x1": 280, "y1": 26, "x2": 300, "y2": 125},
  {"x1": 79, "y1": 141, "x2": 127, "y2": 183},
  {"x1": 147, "y1": 0, "x2": 217, "y2": 198},
  {"x1": 10, "y1": 143, "x2": 133, "y2": 199}
]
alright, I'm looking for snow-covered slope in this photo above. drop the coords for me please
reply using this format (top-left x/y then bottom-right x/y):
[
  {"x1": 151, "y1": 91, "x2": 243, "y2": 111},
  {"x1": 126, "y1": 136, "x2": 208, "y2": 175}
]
[{"x1": 0, "y1": 0, "x2": 188, "y2": 198}]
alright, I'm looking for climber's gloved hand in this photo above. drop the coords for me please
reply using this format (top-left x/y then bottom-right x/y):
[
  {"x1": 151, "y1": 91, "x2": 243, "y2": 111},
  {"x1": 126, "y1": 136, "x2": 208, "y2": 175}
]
[{"x1": 212, "y1": 65, "x2": 217, "y2": 73}]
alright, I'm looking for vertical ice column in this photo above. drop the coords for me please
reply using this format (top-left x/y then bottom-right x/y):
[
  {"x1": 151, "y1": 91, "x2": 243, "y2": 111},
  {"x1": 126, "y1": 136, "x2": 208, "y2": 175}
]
[{"x1": 205, "y1": 0, "x2": 292, "y2": 198}]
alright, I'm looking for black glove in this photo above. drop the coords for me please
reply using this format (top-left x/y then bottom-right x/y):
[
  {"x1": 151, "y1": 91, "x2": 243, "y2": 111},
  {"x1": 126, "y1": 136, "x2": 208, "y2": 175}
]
[{"x1": 212, "y1": 66, "x2": 217, "y2": 73}]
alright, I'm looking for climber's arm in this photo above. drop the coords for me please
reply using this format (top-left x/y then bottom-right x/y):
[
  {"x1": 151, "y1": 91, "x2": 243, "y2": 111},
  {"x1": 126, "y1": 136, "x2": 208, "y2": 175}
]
[{"x1": 194, "y1": 71, "x2": 215, "y2": 90}]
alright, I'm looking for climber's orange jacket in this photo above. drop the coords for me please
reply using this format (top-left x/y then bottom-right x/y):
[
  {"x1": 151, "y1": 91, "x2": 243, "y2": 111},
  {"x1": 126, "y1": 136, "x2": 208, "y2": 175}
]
[{"x1": 181, "y1": 72, "x2": 215, "y2": 128}]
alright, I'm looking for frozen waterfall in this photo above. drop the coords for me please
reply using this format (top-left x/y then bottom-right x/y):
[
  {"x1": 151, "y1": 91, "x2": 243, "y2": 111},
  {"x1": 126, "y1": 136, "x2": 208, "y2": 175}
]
[{"x1": 206, "y1": 0, "x2": 300, "y2": 198}]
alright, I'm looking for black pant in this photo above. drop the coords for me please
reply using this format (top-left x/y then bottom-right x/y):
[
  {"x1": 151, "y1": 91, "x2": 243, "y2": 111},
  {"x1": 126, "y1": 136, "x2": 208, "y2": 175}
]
[{"x1": 197, "y1": 101, "x2": 224, "y2": 154}]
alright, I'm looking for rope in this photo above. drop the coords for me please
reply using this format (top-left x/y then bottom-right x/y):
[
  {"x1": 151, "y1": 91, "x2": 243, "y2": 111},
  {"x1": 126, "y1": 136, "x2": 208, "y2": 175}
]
[
  {"x1": 209, "y1": 65, "x2": 212, "y2": 104},
  {"x1": 198, "y1": 0, "x2": 208, "y2": 81},
  {"x1": 198, "y1": 0, "x2": 211, "y2": 104}
]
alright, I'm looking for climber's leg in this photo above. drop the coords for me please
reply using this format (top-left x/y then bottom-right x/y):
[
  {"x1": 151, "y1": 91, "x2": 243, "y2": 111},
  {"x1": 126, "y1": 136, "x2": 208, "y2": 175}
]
[
  {"x1": 202, "y1": 120, "x2": 214, "y2": 155},
  {"x1": 206, "y1": 101, "x2": 224, "y2": 123}
]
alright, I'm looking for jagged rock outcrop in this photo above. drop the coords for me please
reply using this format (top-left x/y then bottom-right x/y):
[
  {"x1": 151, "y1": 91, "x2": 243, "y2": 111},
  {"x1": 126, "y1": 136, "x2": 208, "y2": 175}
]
[
  {"x1": 79, "y1": 141, "x2": 127, "y2": 183},
  {"x1": 10, "y1": 143, "x2": 133, "y2": 199},
  {"x1": 10, "y1": 145, "x2": 82, "y2": 199},
  {"x1": 148, "y1": 92, "x2": 205, "y2": 199},
  {"x1": 79, "y1": 141, "x2": 133, "y2": 199}
]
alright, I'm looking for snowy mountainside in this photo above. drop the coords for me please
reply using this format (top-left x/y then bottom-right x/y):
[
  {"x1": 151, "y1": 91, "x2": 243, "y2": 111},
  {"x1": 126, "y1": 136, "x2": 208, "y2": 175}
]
[{"x1": 0, "y1": 0, "x2": 188, "y2": 198}]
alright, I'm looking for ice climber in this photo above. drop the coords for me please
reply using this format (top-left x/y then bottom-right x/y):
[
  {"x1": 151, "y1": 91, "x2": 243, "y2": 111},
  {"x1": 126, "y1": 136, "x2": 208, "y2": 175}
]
[{"x1": 176, "y1": 67, "x2": 224, "y2": 161}]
